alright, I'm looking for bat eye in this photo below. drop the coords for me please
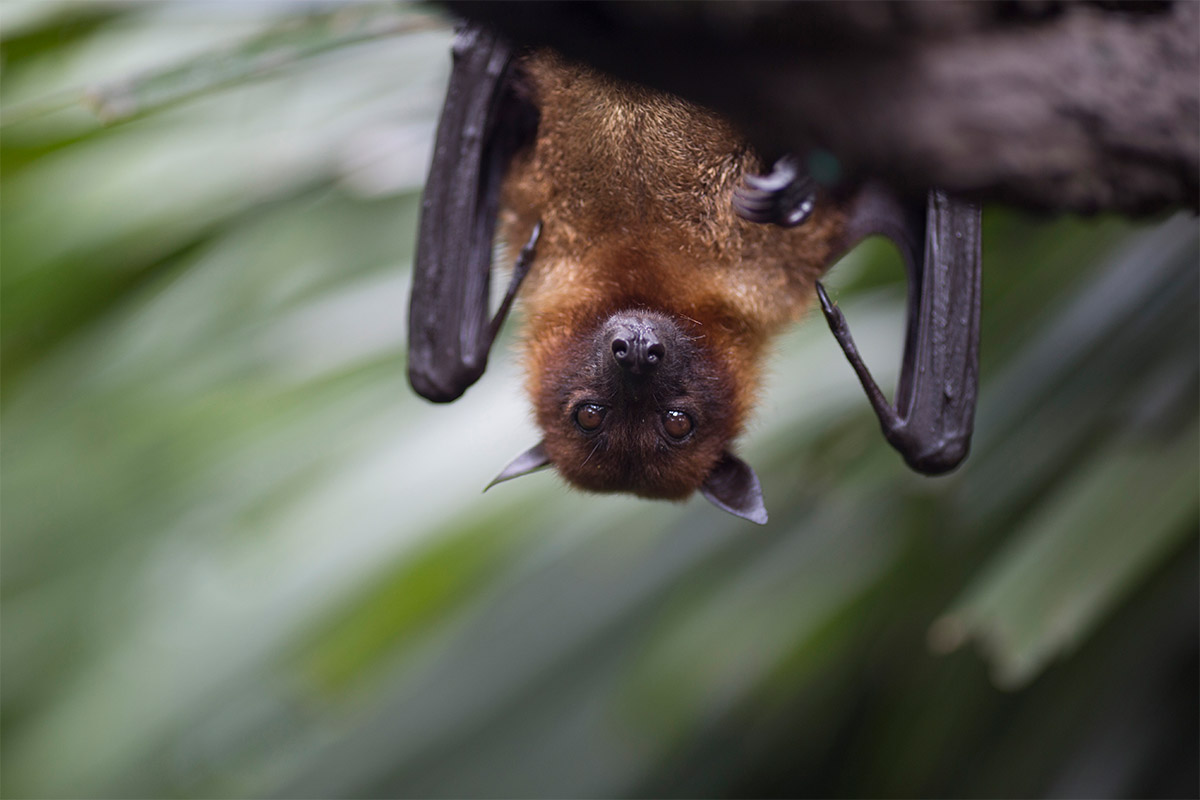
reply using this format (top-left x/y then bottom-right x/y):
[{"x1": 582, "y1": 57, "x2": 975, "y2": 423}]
[
  {"x1": 662, "y1": 410, "x2": 693, "y2": 440},
  {"x1": 575, "y1": 403, "x2": 606, "y2": 432}
]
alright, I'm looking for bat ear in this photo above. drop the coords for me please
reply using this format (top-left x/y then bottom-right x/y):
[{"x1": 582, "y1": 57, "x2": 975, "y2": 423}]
[
  {"x1": 700, "y1": 452, "x2": 768, "y2": 525},
  {"x1": 484, "y1": 441, "x2": 552, "y2": 491}
]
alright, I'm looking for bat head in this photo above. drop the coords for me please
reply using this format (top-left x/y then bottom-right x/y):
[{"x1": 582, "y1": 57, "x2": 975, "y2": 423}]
[{"x1": 490, "y1": 309, "x2": 767, "y2": 524}]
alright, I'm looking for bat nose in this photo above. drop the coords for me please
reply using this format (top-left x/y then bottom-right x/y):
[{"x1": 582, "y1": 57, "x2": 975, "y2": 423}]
[{"x1": 610, "y1": 327, "x2": 665, "y2": 375}]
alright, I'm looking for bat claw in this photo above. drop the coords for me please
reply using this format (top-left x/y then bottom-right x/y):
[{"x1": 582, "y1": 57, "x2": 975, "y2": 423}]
[
  {"x1": 734, "y1": 155, "x2": 816, "y2": 228},
  {"x1": 815, "y1": 280, "x2": 836, "y2": 316}
]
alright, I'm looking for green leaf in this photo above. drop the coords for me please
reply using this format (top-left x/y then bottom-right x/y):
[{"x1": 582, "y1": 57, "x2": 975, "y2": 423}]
[
  {"x1": 931, "y1": 423, "x2": 1198, "y2": 688},
  {"x1": 1, "y1": 5, "x2": 441, "y2": 128}
]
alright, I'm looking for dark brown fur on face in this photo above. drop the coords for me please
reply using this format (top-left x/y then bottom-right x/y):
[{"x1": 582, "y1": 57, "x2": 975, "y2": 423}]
[
  {"x1": 535, "y1": 309, "x2": 739, "y2": 500},
  {"x1": 497, "y1": 51, "x2": 848, "y2": 502}
]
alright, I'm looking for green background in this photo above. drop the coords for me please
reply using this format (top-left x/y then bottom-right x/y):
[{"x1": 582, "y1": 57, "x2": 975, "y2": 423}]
[{"x1": 2, "y1": 3, "x2": 1197, "y2": 797}]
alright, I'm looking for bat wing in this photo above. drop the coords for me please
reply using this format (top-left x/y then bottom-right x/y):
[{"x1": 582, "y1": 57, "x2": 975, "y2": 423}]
[
  {"x1": 407, "y1": 22, "x2": 539, "y2": 403},
  {"x1": 817, "y1": 186, "x2": 983, "y2": 474},
  {"x1": 734, "y1": 170, "x2": 983, "y2": 474}
]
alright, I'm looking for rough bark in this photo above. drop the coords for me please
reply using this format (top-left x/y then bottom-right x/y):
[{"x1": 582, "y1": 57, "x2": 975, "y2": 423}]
[{"x1": 448, "y1": 0, "x2": 1199, "y2": 217}]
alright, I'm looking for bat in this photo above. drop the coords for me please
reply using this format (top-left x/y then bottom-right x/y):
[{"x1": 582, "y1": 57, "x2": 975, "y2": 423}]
[{"x1": 408, "y1": 23, "x2": 982, "y2": 524}]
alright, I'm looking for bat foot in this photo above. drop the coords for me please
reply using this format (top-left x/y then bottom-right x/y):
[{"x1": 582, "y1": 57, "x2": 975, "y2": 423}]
[{"x1": 733, "y1": 155, "x2": 816, "y2": 227}]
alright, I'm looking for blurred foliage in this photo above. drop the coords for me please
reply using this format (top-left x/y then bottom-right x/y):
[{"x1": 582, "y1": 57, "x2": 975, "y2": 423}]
[{"x1": 1, "y1": 2, "x2": 1196, "y2": 798}]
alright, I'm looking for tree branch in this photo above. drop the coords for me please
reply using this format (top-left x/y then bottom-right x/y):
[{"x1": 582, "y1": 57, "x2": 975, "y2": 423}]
[{"x1": 449, "y1": 0, "x2": 1199, "y2": 216}]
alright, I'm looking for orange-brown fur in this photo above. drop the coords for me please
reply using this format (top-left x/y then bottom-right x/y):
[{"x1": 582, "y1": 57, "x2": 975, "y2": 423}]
[{"x1": 497, "y1": 51, "x2": 847, "y2": 498}]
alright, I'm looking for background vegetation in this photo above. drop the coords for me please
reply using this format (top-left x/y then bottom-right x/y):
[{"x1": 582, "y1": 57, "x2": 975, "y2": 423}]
[{"x1": 2, "y1": 3, "x2": 1196, "y2": 797}]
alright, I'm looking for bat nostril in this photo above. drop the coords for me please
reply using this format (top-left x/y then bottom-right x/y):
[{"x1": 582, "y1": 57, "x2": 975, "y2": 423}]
[
  {"x1": 611, "y1": 334, "x2": 664, "y2": 375},
  {"x1": 646, "y1": 342, "x2": 665, "y2": 366}
]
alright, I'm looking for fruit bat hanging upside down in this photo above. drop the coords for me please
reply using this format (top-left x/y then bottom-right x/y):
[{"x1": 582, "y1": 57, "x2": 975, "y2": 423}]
[{"x1": 407, "y1": 24, "x2": 982, "y2": 524}]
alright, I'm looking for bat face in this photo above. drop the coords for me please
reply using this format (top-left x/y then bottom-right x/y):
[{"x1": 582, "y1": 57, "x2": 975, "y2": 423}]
[{"x1": 530, "y1": 309, "x2": 740, "y2": 500}]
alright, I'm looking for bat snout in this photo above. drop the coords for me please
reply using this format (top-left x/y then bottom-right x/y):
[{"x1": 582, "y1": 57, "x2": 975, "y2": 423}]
[{"x1": 609, "y1": 324, "x2": 665, "y2": 376}]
